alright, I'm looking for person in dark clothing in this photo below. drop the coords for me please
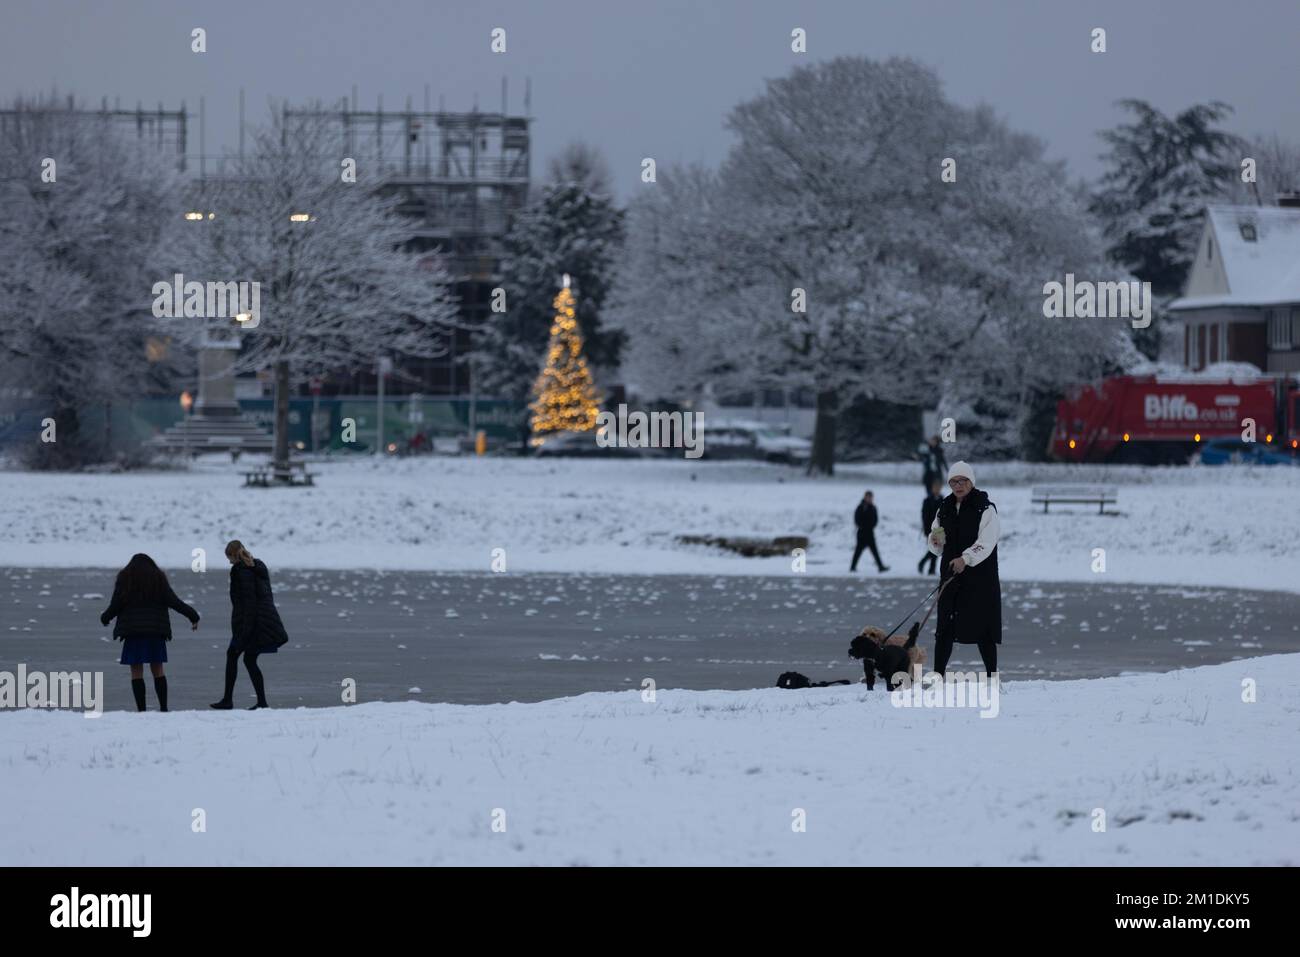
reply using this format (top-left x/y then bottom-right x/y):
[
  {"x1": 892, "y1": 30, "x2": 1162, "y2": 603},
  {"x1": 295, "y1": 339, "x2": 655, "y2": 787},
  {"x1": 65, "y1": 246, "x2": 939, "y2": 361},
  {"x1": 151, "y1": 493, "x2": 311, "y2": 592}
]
[
  {"x1": 850, "y1": 491, "x2": 889, "y2": 573},
  {"x1": 100, "y1": 554, "x2": 200, "y2": 712},
  {"x1": 917, "y1": 479, "x2": 943, "y2": 575},
  {"x1": 917, "y1": 435, "x2": 949, "y2": 489},
  {"x1": 925, "y1": 461, "x2": 1002, "y2": 677},
  {"x1": 211, "y1": 540, "x2": 289, "y2": 711}
]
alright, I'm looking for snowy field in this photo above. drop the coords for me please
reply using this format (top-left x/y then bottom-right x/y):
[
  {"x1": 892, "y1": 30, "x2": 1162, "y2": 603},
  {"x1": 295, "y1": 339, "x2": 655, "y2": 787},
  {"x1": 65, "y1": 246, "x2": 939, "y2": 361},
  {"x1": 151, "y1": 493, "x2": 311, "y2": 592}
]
[
  {"x1": 2, "y1": 654, "x2": 1296, "y2": 866},
  {"x1": 1, "y1": 456, "x2": 1296, "y2": 593}
]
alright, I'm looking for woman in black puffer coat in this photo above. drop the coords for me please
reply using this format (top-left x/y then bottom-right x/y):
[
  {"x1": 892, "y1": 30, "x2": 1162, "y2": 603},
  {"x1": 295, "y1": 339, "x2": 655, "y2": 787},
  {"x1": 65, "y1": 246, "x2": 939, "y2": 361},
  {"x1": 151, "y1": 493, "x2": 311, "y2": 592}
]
[
  {"x1": 100, "y1": 554, "x2": 200, "y2": 711},
  {"x1": 210, "y1": 540, "x2": 289, "y2": 710},
  {"x1": 925, "y1": 461, "x2": 1002, "y2": 677}
]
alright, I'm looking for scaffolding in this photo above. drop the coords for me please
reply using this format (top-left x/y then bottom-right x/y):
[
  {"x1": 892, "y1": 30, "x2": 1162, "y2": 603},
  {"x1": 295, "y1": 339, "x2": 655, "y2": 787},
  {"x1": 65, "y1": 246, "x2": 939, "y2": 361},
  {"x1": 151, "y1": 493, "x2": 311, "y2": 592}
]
[
  {"x1": 281, "y1": 90, "x2": 533, "y2": 395},
  {"x1": 281, "y1": 93, "x2": 531, "y2": 282},
  {"x1": 0, "y1": 95, "x2": 188, "y2": 169},
  {"x1": 2, "y1": 88, "x2": 532, "y2": 398}
]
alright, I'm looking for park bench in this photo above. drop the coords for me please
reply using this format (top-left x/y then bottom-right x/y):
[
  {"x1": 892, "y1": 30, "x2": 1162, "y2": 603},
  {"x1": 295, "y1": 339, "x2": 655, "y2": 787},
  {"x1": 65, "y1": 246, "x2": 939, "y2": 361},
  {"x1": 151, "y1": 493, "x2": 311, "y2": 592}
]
[
  {"x1": 242, "y1": 461, "x2": 317, "y2": 488},
  {"x1": 1030, "y1": 485, "x2": 1118, "y2": 515}
]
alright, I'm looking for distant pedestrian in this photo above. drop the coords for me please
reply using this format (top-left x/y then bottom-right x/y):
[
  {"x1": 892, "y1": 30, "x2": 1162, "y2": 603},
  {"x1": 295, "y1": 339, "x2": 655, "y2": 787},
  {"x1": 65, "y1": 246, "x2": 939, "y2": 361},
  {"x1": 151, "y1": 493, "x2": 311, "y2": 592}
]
[
  {"x1": 926, "y1": 461, "x2": 1002, "y2": 677},
  {"x1": 850, "y1": 491, "x2": 889, "y2": 573},
  {"x1": 99, "y1": 554, "x2": 200, "y2": 712},
  {"x1": 917, "y1": 478, "x2": 943, "y2": 575},
  {"x1": 210, "y1": 540, "x2": 288, "y2": 710},
  {"x1": 918, "y1": 435, "x2": 948, "y2": 490}
]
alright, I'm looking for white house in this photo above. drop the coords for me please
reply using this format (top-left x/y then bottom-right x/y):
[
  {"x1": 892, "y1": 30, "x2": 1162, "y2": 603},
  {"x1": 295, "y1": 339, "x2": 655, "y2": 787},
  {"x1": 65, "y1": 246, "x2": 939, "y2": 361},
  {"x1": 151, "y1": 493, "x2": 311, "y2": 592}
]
[{"x1": 1168, "y1": 198, "x2": 1300, "y2": 373}]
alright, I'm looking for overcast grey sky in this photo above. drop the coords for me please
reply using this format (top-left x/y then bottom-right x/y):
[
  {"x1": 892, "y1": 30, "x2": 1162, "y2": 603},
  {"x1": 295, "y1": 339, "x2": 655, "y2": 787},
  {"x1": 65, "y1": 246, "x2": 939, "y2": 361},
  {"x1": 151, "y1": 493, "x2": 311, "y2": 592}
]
[{"x1": 4, "y1": 0, "x2": 1299, "y2": 198}]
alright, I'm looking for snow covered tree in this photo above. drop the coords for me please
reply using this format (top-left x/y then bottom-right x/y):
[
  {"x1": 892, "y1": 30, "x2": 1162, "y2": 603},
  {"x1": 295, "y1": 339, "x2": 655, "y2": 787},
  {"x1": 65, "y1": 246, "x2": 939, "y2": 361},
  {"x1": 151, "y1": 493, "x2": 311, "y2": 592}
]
[
  {"x1": 1091, "y1": 100, "x2": 1245, "y2": 356},
  {"x1": 0, "y1": 96, "x2": 183, "y2": 468},
  {"x1": 1221, "y1": 133, "x2": 1300, "y2": 206},
  {"x1": 546, "y1": 141, "x2": 614, "y2": 197},
  {"x1": 168, "y1": 108, "x2": 461, "y2": 469},
  {"x1": 611, "y1": 58, "x2": 1136, "y2": 467},
  {"x1": 609, "y1": 164, "x2": 753, "y2": 403},
  {"x1": 472, "y1": 166, "x2": 624, "y2": 426},
  {"x1": 528, "y1": 278, "x2": 603, "y2": 442},
  {"x1": 712, "y1": 58, "x2": 976, "y2": 474}
]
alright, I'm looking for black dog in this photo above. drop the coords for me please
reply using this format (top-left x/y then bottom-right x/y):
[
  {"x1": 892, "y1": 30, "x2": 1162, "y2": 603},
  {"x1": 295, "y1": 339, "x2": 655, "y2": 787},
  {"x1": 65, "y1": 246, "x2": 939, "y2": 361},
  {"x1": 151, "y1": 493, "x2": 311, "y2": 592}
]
[{"x1": 848, "y1": 622, "x2": 921, "y2": 691}]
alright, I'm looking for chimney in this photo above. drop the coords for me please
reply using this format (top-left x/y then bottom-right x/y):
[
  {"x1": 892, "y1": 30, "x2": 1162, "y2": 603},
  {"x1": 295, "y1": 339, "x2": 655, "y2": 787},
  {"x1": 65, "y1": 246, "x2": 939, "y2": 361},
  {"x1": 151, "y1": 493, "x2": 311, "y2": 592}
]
[{"x1": 1277, "y1": 191, "x2": 1300, "y2": 208}]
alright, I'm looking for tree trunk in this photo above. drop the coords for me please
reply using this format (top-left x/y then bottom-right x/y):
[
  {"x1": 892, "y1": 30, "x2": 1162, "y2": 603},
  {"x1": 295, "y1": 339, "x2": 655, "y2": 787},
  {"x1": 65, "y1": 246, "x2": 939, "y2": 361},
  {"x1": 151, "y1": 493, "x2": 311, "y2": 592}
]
[
  {"x1": 29, "y1": 403, "x2": 82, "y2": 470},
  {"x1": 273, "y1": 360, "x2": 291, "y2": 472},
  {"x1": 807, "y1": 388, "x2": 838, "y2": 476}
]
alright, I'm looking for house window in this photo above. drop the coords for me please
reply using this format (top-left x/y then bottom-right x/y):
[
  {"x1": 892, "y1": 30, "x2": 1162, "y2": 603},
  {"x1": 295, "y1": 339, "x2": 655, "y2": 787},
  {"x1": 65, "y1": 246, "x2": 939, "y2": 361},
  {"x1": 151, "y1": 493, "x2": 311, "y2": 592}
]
[
  {"x1": 1207, "y1": 238, "x2": 1214, "y2": 262},
  {"x1": 1209, "y1": 323, "x2": 1219, "y2": 363},
  {"x1": 1268, "y1": 309, "x2": 1293, "y2": 349},
  {"x1": 1196, "y1": 325, "x2": 1207, "y2": 369},
  {"x1": 1240, "y1": 222, "x2": 1257, "y2": 242},
  {"x1": 1292, "y1": 308, "x2": 1300, "y2": 348}
]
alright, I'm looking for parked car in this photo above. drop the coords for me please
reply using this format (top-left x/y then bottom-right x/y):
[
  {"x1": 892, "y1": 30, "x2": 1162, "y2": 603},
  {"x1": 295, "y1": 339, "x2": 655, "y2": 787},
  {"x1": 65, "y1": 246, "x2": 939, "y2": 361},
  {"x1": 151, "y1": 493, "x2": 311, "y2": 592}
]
[
  {"x1": 1195, "y1": 439, "x2": 1297, "y2": 466},
  {"x1": 532, "y1": 429, "x2": 645, "y2": 458},
  {"x1": 701, "y1": 420, "x2": 812, "y2": 464}
]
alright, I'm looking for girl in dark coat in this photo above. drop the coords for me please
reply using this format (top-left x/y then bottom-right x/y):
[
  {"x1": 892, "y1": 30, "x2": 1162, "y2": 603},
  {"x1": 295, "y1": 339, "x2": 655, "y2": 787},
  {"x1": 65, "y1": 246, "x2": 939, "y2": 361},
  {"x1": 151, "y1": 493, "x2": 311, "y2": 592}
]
[
  {"x1": 925, "y1": 461, "x2": 1002, "y2": 677},
  {"x1": 917, "y1": 479, "x2": 943, "y2": 575},
  {"x1": 211, "y1": 540, "x2": 288, "y2": 710},
  {"x1": 100, "y1": 554, "x2": 200, "y2": 711}
]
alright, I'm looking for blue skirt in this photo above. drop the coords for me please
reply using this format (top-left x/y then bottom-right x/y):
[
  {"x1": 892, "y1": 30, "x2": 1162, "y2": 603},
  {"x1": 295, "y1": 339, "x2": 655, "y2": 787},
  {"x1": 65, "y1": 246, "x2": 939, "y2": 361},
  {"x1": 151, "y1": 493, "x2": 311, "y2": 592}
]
[{"x1": 120, "y1": 637, "x2": 168, "y2": 665}]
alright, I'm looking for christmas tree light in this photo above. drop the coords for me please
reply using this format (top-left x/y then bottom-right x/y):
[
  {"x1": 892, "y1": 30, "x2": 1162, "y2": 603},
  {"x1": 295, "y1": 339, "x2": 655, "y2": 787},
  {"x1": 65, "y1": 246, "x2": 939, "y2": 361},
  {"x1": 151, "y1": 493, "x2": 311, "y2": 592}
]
[{"x1": 529, "y1": 274, "x2": 603, "y2": 444}]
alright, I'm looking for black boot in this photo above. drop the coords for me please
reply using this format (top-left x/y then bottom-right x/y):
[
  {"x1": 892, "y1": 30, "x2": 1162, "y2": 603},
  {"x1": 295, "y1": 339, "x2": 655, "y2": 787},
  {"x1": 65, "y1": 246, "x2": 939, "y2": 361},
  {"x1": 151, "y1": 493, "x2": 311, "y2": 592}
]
[
  {"x1": 211, "y1": 650, "x2": 239, "y2": 709},
  {"x1": 130, "y1": 678, "x2": 147, "y2": 712},
  {"x1": 153, "y1": 676, "x2": 168, "y2": 712},
  {"x1": 247, "y1": 662, "x2": 268, "y2": 710}
]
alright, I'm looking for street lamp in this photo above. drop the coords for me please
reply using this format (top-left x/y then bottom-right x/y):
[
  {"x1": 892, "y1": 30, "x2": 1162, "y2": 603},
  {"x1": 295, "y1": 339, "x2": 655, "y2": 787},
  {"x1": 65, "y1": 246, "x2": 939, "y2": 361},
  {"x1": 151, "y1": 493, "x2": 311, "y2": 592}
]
[{"x1": 179, "y1": 391, "x2": 194, "y2": 460}]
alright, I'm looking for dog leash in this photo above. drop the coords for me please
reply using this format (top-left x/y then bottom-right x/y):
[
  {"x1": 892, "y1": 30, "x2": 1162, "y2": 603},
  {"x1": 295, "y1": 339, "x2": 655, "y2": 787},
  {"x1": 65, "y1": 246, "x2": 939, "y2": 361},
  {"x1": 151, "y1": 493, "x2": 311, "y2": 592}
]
[{"x1": 879, "y1": 577, "x2": 956, "y2": 641}]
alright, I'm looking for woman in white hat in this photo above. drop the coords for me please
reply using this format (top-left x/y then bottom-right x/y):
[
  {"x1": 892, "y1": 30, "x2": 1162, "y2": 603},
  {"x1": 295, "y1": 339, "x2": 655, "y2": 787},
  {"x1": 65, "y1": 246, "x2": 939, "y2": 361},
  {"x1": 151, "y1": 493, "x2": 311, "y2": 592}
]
[{"x1": 925, "y1": 461, "x2": 1001, "y2": 677}]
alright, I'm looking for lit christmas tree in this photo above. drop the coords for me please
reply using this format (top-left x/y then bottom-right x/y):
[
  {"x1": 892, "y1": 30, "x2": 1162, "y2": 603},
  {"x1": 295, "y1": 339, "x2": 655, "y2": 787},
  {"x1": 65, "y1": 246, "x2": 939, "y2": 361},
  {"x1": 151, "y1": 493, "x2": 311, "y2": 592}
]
[{"x1": 529, "y1": 274, "x2": 603, "y2": 444}]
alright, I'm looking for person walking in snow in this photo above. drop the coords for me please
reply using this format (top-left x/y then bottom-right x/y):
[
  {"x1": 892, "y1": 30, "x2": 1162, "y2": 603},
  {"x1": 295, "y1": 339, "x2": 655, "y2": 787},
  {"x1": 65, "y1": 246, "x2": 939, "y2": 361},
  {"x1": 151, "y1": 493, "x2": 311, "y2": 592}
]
[
  {"x1": 210, "y1": 540, "x2": 288, "y2": 710},
  {"x1": 926, "y1": 461, "x2": 1001, "y2": 677},
  {"x1": 917, "y1": 435, "x2": 948, "y2": 490},
  {"x1": 917, "y1": 478, "x2": 943, "y2": 575},
  {"x1": 99, "y1": 553, "x2": 200, "y2": 712},
  {"x1": 850, "y1": 490, "x2": 889, "y2": 573}
]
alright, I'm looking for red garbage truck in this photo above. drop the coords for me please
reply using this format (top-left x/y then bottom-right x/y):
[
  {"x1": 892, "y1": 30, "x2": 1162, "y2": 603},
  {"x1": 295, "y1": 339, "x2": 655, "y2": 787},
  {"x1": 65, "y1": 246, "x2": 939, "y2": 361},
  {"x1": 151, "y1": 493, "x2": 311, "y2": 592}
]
[{"x1": 1049, "y1": 374, "x2": 1300, "y2": 463}]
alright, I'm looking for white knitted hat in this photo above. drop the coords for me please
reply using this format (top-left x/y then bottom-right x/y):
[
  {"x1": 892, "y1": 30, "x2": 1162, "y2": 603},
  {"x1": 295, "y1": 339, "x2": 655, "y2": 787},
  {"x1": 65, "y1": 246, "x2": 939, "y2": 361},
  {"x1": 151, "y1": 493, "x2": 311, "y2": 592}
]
[{"x1": 947, "y1": 461, "x2": 975, "y2": 484}]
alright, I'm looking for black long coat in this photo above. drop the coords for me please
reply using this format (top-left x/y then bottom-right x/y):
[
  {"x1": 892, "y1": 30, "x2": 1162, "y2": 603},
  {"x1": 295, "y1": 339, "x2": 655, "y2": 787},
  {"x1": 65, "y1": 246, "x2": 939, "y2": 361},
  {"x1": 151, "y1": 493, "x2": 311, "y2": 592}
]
[
  {"x1": 229, "y1": 560, "x2": 289, "y2": 652},
  {"x1": 100, "y1": 586, "x2": 199, "y2": 640},
  {"x1": 854, "y1": 502, "x2": 878, "y2": 539},
  {"x1": 935, "y1": 489, "x2": 1002, "y2": 646},
  {"x1": 921, "y1": 493, "x2": 942, "y2": 536}
]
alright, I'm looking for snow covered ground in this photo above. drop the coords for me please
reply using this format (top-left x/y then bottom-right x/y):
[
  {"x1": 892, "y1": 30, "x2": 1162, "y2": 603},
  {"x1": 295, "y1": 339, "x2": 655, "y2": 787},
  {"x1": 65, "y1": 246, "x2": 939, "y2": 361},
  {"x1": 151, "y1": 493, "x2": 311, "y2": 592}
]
[
  {"x1": 2, "y1": 654, "x2": 1295, "y2": 866},
  {"x1": 1, "y1": 456, "x2": 1296, "y2": 593}
]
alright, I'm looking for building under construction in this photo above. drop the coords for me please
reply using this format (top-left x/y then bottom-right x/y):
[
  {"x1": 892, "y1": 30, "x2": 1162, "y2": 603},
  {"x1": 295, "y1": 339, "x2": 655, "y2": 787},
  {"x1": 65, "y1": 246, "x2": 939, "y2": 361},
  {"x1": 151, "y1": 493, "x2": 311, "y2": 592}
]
[
  {"x1": 0, "y1": 95, "x2": 189, "y2": 167},
  {"x1": 2, "y1": 90, "x2": 532, "y2": 399},
  {"x1": 282, "y1": 91, "x2": 533, "y2": 396}
]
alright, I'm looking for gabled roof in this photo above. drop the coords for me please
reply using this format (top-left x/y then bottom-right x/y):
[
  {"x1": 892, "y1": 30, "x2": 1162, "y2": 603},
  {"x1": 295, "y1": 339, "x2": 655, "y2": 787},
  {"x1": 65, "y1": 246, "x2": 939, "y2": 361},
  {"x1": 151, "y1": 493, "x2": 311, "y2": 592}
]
[{"x1": 1169, "y1": 205, "x2": 1300, "y2": 311}]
